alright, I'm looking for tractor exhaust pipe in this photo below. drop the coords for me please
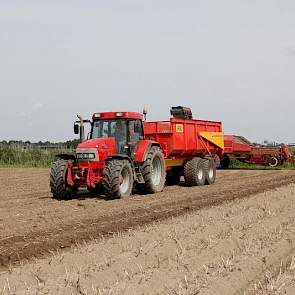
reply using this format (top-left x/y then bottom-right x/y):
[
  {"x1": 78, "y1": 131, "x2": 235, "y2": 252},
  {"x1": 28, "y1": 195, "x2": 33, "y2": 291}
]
[{"x1": 77, "y1": 114, "x2": 85, "y2": 143}]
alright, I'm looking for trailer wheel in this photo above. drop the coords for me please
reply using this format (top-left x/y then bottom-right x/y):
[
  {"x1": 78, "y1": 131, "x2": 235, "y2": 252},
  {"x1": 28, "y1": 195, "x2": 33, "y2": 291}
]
[
  {"x1": 204, "y1": 158, "x2": 216, "y2": 185},
  {"x1": 269, "y1": 157, "x2": 279, "y2": 167},
  {"x1": 103, "y1": 159, "x2": 133, "y2": 199},
  {"x1": 50, "y1": 159, "x2": 76, "y2": 200},
  {"x1": 138, "y1": 146, "x2": 166, "y2": 194},
  {"x1": 184, "y1": 157, "x2": 206, "y2": 186},
  {"x1": 220, "y1": 155, "x2": 230, "y2": 169},
  {"x1": 213, "y1": 155, "x2": 221, "y2": 169}
]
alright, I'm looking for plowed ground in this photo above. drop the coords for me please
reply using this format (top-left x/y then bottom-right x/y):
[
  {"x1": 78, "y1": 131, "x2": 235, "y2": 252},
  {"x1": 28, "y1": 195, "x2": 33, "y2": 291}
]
[{"x1": 0, "y1": 169, "x2": 295, "y2": 271}]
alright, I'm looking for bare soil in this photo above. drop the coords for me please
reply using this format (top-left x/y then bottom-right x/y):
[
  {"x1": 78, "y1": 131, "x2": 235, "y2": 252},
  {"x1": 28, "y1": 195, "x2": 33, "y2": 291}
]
[
  {"x1": 0, "y1": 168, "x2": 295, "y2": 273},
  {"x1": 1, "y1": 176, "x2": 295, "y2": 294}
]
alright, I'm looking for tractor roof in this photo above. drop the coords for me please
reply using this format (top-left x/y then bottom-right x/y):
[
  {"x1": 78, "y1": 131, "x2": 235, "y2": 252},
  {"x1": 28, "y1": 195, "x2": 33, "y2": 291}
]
[{"x1": 92, "y1": 112, "x2": 143, "y2": 120}]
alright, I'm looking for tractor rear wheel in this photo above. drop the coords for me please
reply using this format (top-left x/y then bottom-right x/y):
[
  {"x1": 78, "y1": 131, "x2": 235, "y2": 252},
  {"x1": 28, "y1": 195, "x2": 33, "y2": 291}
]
[
  {"x1": 138, "y1": 146, "x2": 166, "y2": 194},
  {"x1": 204, "y1": 158, "x2": 216, "y2": 185},
  {"x1": 103, "y1": 159, "x2": 133, "y2": 199},
  {"x1": 50, "y1": 159, "x2": 76, "y2": 200},
  {"x1": 184, "y1": 157, "x2": 206, "y2": 186}
]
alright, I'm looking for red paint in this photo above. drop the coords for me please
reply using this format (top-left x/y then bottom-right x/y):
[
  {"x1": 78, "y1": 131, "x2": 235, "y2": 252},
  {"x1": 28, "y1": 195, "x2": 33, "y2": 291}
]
[
  {"x1": 69, "y1": 110, "x2": 225, "y2": 189},
  {"x1": 92, "y1": 112, "x2": 143, "y2": 120},
  {"x1": 144, "y1": 117, "x2": 223, "y2": 158},
  {"x1": 223, "y1": 135, "x2": 294, "y2": 166},
  {"x1": 86, "y1": 167, "x2": 95, "y2": 188},
  {"x1": 135, "y1": 140, "x2": 155, "y2": 162},
  {"x1": 67, "y1": 160, "x2": 74, "y2": 186}
]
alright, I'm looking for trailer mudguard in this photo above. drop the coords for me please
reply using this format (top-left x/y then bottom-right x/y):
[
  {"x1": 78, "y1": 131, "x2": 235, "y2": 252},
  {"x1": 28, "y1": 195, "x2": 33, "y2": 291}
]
[{"x1": 135, "y1": 140, "x2": 159, "y2": 163}]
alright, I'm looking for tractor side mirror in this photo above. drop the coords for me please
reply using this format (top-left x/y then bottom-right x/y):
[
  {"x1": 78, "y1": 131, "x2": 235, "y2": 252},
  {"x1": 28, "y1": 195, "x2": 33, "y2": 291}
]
[{"x1": 74, "y1": 123, "x2": 79, "y2": 135}]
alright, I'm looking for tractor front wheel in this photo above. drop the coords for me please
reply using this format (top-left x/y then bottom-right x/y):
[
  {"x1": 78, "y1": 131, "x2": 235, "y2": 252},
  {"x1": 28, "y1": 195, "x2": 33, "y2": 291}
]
[
  {"x1": 103, "y1": 159, "x2": 133, "y2": 199},
  {"x1": 50, "y1": 159, "x2": 76, "y2": 200}
]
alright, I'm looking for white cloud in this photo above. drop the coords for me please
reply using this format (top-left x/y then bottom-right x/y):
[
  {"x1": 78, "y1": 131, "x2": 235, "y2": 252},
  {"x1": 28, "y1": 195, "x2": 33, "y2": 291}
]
[
  {"x1": 32, "y1": 103, "x2": 43, "y2": 112},
  {"x1": 284, "y1": 47, "x2": 295, "y2": 57},
  {"x1": 19, "y1": 102, "x2": 43, "y2": 118}
]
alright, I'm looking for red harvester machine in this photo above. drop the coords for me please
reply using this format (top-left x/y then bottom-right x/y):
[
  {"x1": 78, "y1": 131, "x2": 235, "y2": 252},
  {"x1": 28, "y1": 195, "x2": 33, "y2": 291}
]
[
  {"x1": 50, "y1": 106, "x2": 224, "y2": 199},
  {"x1": 220, "y1": 135, "x2": 294, "y2": 168}
]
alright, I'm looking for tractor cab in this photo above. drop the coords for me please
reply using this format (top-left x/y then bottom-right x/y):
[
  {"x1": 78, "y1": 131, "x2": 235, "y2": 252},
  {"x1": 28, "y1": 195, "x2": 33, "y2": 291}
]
[{"x1": 90, "y1": 112, "x2": 144, "y2": 158}]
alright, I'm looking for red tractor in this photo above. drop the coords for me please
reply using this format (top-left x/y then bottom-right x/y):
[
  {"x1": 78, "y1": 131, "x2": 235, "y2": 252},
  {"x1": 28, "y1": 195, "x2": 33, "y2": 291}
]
[{"x1": 50, "y1": 107, "x2": 224, "y2": 199}]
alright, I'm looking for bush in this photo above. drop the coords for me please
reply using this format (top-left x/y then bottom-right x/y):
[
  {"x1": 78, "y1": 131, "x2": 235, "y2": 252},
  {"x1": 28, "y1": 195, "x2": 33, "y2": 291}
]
[{"x1": 0, "y1": 147, "x2": 73, "y2": 168}]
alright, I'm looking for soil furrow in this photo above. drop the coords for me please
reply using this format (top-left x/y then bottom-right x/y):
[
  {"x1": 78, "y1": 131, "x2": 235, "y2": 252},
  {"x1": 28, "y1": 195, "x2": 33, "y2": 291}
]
[{"x1": 0, "y1": 169, "x2": 294, "y2": 270}]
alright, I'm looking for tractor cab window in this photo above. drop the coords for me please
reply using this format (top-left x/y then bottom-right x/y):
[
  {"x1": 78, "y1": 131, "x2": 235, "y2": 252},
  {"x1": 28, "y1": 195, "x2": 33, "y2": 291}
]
[
  {"x1": 91, "y1": 119, "x2": 127, "y2": 153},
  {"x1": 92, "y1": 120, "x2": 126, "y2": 139},
  {"x1": 128, "y1": 120, "x2": 144, "y2": 157},
  {"x1": 128, "y1": 120, "x2": 144, "y2": 143}
]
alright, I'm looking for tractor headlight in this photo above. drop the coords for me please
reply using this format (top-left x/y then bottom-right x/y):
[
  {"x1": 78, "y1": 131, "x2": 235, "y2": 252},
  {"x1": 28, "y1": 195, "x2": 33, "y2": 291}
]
[
  {"x1": 77, "y1": 153, "x2": 96, "y2": 159},
  {"x1": 88, "y1": 153, "x2": 95, "y2": 159}
]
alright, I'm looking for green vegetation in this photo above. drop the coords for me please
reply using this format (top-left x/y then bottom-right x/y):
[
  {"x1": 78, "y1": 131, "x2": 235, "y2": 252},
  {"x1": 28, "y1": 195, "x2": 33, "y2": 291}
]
[
  {"x1": 1, "y1": 146, "x2": 294, "y2": 169},
  {"x1": 229, "y1": 158, "x2": 295, "y2": 170},
  {"x1": 0, "y1": 147, "x2": 73, "y2": 168}
]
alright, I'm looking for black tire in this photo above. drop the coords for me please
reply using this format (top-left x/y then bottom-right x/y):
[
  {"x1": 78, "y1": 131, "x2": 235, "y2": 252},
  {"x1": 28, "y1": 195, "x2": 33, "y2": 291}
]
[
  {"x1": 214, "y1": 155, "x2": 221, "y2": 169},
  {"x1": 220, "y1": 155, "x2": 230, "y2": 169},
  {"x1": 50, "y1": 159, "x2": 76, "y2": 200},
  {"x1": 184, "y1": 157, "x2": 206, "y2": 186},
  {"x1": 88, "y1": 185, "x2": 104, "y2": 196},
  {"x1": 269, "y1": 157, "x2": 279, "y2": 167},
  {"x1": 138, "y1": 146, "x2": 166, "y2": 194},
  {"x1": 204, "y1": 158, "x2": 216, "y2": 185},
  {"x1": 103, "y1": 159, "x2": 133, "y2": 199},
  {"x1": 166, "y1": 174, "x2": 181, "y2": 186}
]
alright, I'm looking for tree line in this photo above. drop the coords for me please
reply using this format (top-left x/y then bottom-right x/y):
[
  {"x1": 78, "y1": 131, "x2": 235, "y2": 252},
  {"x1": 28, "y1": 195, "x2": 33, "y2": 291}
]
[{"x1": 0, "y1": 139, "x2": 80, "y2": 150}]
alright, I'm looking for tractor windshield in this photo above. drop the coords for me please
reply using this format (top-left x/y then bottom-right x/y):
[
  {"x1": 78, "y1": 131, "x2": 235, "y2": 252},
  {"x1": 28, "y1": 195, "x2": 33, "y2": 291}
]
[{"x1": 91, "y1": 119, "x2": 127, "y2": 141}]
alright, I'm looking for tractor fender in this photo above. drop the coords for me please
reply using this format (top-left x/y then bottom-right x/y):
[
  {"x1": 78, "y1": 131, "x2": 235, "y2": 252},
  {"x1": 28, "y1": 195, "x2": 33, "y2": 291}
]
[{"x1": 135, "y1": 140, "x2": 160, "y2": 163}]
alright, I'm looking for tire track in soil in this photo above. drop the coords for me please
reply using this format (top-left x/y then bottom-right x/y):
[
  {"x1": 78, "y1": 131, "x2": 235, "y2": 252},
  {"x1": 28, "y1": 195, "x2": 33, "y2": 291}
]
[{"x1": 0, "y1": 169, "x2": 294, "y2": 270}]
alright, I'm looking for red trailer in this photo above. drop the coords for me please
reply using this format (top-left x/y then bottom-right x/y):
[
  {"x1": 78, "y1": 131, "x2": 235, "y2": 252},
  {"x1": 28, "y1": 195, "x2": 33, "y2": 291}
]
[
  {"x1": 221, "y1": 135, "x2": 294, "y2": 168},
  {"x1": 144, "y1": 107, "x2": 224, "y2": 185},
  {"x1": 50, "y1": 106, "x2": 224, "y2": 199}
]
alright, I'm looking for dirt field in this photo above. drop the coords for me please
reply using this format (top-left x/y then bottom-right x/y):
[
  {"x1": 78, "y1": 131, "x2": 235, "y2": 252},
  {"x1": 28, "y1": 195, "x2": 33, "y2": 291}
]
[
  {"x1": 0, "y1": 170, "x2": 295, "y2": 294},
  {"x1": 1, "y1": 169, "x2": 295, "y2": 273}
]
